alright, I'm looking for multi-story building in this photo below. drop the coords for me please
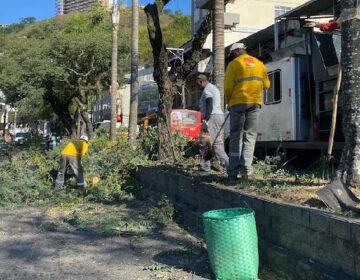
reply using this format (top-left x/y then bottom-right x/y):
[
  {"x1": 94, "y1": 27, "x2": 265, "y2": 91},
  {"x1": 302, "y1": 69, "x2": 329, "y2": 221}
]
[
  {"x1": 56, "y1": 0, "x2": 110, "y2": 15},
  {"x1": 192, "y1": 0, "x2": 309, "y2": 50}
]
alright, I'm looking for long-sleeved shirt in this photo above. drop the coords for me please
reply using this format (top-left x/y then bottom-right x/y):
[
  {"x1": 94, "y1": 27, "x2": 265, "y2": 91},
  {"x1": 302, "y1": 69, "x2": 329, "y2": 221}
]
[
  {"x1": 61, "y1": 140, "x2": 88, "y2": 158},
  {"x1": 225, "y1": 53, "x2": 270, "y2": 107}
]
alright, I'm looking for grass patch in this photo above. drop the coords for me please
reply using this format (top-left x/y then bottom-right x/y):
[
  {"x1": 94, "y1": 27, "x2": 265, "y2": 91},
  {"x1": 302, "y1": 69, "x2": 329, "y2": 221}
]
[{"x1": 38, "y1": 196, "x2": 175, "y2": 236}]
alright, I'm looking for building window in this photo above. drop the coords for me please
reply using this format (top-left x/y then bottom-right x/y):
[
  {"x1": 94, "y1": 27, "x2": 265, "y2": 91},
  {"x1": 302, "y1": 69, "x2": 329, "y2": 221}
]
[
  {"x1": 264, "y1": 70, "x2": 281, "y2": 105},
  {"x1": 275, "y1": 6, "x2": 292, "y2": 18}
]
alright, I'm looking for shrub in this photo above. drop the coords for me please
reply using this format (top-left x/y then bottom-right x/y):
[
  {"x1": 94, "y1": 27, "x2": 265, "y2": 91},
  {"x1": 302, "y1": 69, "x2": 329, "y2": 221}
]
[
  {"x1": 0, "y1": 134, "x2": 149, "y2": 206},
  {"x1": 138, "y1": 126, "x2": 198, "y2": 161}
]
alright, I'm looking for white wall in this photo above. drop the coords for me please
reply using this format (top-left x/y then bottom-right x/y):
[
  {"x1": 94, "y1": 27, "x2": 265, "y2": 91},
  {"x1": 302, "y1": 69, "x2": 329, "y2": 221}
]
[{"x1": 192, "y1": 0, "x2": 309, "y2": 49}]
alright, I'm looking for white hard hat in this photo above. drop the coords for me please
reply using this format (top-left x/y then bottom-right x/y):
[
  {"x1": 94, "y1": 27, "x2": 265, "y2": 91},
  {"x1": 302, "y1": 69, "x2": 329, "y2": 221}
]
[
  {"x1": 80, "y1": 135, "x2": 89, "y2": 142},
  {"x1": 230, "y1": 42, "x2": 246, "y2": 53}
]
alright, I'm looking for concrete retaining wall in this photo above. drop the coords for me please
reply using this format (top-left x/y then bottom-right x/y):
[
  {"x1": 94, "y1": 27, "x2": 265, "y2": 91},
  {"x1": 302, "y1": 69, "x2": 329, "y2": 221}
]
[{"x1": 135, "y1": 167, "x2": 360, "y2": 280}]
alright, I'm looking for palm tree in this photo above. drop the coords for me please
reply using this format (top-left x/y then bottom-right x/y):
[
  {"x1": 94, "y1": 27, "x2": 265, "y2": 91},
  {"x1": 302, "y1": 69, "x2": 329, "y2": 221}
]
[
  {"x1": 110, "y1": 3, "x2": 119, "y2": 141},
  {"x1": 128, "y1": 0, "x2": 139, "y2": 140},
  {"x1": 213, "y1": 0, "x2": 225, "y2": 109},
  {"x1": 338, "y1": 0, "x2": 360, "y2": 187}
]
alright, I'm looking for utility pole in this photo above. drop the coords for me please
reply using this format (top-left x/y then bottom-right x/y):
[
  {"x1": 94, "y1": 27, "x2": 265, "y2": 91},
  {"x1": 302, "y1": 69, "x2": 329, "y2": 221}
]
[
  {"x1": 129, "y1": 0, "x2": 139, "y2": 140},
  {"x1": 110, "y1": 1, "x2": 120, "y2": 141},
  {"x1": 213, "y1": 0, "x2": 225, "y2": 109}
]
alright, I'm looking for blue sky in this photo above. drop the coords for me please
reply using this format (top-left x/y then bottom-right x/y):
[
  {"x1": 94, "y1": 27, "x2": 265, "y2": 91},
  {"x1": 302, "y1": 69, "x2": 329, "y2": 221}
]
[{"x1": 0, "y1": 0, "x2": 190, "y2": 24}]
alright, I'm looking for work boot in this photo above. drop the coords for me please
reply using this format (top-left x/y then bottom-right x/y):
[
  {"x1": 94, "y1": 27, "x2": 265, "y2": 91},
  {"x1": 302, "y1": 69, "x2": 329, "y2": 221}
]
[
  {"x1": 193, "y1": 166, "x2": 211, "y2": 173},
  {"x1": 227, "y1": 176, "x2": 237, "y2": 185},
  {"x1": 211, "y1": 161, "x2": 226, "y2": 173},
  {"x1": 243, "y1": 170, "x2": 255, "y2": 180},
  {"x1": 82, "y1": 186, "x2": 88, "y2": 197}
]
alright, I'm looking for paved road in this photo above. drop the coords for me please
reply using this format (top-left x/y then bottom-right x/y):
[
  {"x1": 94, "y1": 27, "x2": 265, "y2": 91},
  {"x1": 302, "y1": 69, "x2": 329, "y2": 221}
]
[{"x1": 0, "y1": 208, "x2": 210, "y2": 280}]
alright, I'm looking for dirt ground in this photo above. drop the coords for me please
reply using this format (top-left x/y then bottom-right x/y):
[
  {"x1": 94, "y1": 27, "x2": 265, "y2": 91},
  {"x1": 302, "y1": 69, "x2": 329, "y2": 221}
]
[
  {"x1": 0, "y1": 206, "x2": 285, "y2": 280},
  {"x1": 0, "y1": 207, "x2": 210, "y2": 280}
]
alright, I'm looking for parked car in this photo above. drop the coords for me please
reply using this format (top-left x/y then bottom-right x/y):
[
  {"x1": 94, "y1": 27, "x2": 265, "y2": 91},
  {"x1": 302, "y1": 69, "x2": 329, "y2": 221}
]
[
  {"x1": 94, "y1": 120, "x2": 110, "y2": 130},
  {"x1": 14, "y1": 132, "x2": 29, "y2": 145},
  {"x1": 94, "y1": 120, "x2": 121, "y2": 130}
]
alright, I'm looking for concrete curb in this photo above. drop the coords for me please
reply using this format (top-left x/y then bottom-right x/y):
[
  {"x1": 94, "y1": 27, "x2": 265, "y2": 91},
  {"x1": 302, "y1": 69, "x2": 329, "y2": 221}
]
[{"x1": 135, "y1": 167, "x2": 360, "y2": 280}]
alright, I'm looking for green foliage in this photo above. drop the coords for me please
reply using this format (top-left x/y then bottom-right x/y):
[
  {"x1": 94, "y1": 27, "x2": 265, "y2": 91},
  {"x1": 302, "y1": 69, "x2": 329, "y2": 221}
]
[
  {"x1": 82, "y1": 135, "x2": 149, "y2": 202},
  {"x1": 0, "y1": 134, "x2": 151, "y2": 207},
  {"x1": 0, "y1": 7, "x2": 191, "y2": 130},
  {"x1": 138, "y1": 127, "x2": 197, "y2": 161},
  {"x1": 138, "y1": 127, "x2": 159, "y2": 160},
  {"x1": 139, "y1": 12, "x2": 191, "y2": 66},
  {"x1": 145, "y1": 196, "x2": 174, "y2": 226},
  {"x1": 40, "y1": 196, "x2": 175, "y2": 236},
  {"x1": 0, "y1": 149, "x2": 57, "y2": 206},
  {"x1": 0, "y1": 6, "x2": 112, "y2": 131},
  {"x1": 253, "y1": 156, "x2": 284, "y2": 177}
]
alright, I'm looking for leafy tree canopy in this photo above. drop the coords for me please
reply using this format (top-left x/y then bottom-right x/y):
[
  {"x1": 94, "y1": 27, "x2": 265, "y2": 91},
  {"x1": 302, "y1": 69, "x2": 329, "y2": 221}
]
[{"x1": 0, "y1": 5, "x2": 190, "y2": 135}]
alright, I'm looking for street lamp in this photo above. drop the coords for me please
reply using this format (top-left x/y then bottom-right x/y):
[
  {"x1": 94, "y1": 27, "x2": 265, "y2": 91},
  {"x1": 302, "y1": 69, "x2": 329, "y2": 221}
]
[{"x1": 110, "y1": 0, "x2": 120, "y2": 140}]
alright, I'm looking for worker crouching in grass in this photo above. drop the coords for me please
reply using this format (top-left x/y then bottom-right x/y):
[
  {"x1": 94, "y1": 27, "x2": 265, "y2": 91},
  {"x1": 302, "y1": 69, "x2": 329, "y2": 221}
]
[{"x1": 54, "y1": 135, "x2": 89, "y2": 194}]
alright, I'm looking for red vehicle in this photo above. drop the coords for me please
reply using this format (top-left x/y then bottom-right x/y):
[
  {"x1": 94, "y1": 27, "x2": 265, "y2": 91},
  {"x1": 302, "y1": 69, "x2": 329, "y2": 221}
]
[{"x1": 170, "y1": 109, "x2": 201, "y2": 140}]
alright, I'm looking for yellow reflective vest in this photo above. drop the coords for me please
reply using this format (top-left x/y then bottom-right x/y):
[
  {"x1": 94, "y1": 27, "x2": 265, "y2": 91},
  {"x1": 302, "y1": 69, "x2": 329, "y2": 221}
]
[
  {"x1": 61, "y1": 140, "x2": 88, "y2": 158},
  {"x1": 225, "y1": 53, "x2": 270, "y2": 107}
]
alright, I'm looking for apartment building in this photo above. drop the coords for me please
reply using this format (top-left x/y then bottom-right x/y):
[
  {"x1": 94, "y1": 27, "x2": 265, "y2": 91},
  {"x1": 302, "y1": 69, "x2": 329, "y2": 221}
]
[
  {"x1": 192, "y1": 0, "x2": 309, "y2": 50},
  {"x1": 56, "y1": 0, "x2": 110, "y2": 15}
]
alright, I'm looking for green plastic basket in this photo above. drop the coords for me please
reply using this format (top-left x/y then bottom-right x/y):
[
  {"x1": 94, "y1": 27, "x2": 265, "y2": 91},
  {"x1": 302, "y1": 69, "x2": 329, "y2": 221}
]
[{"x1": 203, "y1": 208, "x2": 259, "y2": 280}]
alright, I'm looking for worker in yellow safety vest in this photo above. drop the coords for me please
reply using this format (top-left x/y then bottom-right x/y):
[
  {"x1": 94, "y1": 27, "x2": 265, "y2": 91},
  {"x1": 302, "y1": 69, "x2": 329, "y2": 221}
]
[
  {"x1": 54, "y1": 135, "x2": 89, "y2": 192},
  {"x1": 225, "y1": 42, "x2": 270, "y2": 183}
]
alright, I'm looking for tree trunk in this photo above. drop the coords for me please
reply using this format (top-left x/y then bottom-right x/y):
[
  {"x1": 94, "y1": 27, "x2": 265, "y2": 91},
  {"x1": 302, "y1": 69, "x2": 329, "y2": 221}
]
[
  {"x1": 145, "y1": 2, "x2": 176, "y2": 161},
  {"x1": 213, "y1": 0, "x2": 225, "y2": 109},
  {"x1": 145, "y1": 0, "x2": 230, "y2": 161},
  {"x1": 75, "y1": 90, "x2": 93, "y2": 138},
  {"x1": 110, "y1": 4, "x2": 119, "y2": 141},
  {"x1": 339, "y1": 0, "x2": 360, "y2": 187},
  {"x1": 129, "y1": 0, "x2": 139, "y2": 140}
]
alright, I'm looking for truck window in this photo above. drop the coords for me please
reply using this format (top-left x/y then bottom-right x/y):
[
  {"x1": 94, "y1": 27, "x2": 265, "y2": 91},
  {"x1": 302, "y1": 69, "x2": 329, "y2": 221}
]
[
  {"x1": 264, "y1": 70, "x2": 281, "y2": 105},
  {"x1": 181, "y1": 111, "x2": 198, "y2": 125},
  {"x1": 315, "y1": 33, "x2": 341, "y2": 68},
  {"x1": 171, "y1": 111, "x2": 199, "y2": 126}
]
